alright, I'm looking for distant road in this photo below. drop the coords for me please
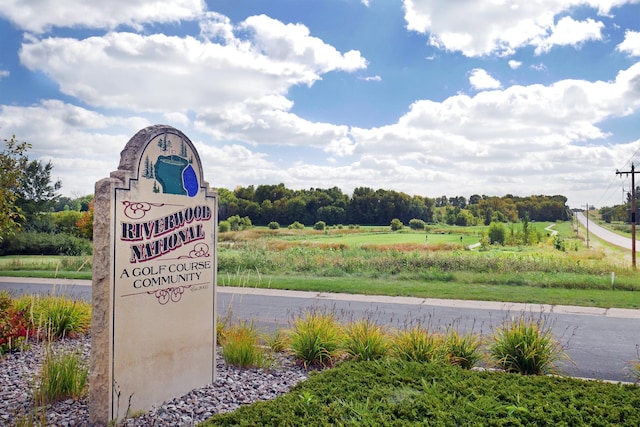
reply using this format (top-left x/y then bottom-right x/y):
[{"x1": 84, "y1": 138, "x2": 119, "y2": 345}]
[{"x1": 575, "y1": 211, "x2": 640, "y2": 250}]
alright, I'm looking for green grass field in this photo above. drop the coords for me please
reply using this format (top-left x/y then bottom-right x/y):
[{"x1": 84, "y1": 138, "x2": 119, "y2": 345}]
[{"x1": 2, "y1": 221, "x2": 639, "y2": 309}]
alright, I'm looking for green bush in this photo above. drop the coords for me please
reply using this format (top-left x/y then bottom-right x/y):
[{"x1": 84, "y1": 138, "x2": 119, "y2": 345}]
[
  {"x1": 289, "y1": 221, "x2": 305, "y2": 230},
  {"x1": 0, "y1": 231, "x2": 92, "y2": 256},
  {"x1": 34, "y1": 348, "x2": 88, "y2": 404},
  {"x1": 268, "y1": 221, "x2": 280, "y2": 230},
  {"x1": 390, "y1": 218, "x2": 403, "y2": 231},
  {"x1": 487, "y1": 222, "x2": 506, "y2": 245},
  {"x1": 203, "y1": 360, "x2": 640, "y2": 426},
  {"x1": 343, "y1": 319, "x2": 389, "y2": 361},
  {"x1": 408, "y1": 218, "x2": 426, "y2": 230},
  {"x1": 218, "y1": 221, "x2": 230, "y2": 232},
  {"x1": 289, "y1": 310, "x2": 343, "y2": 368},
  {"x1": 313, "y1": 221, "x2": 326, "y2": 231},
  {"x1": 488, "y1": 315, "x2": 567, "y2": 375}
]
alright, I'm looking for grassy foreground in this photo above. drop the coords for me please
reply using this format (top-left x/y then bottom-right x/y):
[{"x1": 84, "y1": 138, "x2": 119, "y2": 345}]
[{"x1": 203, "y1": 360, "x2": 640, "y2": 426}]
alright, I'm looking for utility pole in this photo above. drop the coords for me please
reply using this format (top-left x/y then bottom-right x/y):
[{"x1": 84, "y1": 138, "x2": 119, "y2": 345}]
[
  {"x1": 584, "y1": 204, "x2": 590, "y2": 248},
  {"x1": 616, "y1": 163, "x2": 638, "y2": 269}
]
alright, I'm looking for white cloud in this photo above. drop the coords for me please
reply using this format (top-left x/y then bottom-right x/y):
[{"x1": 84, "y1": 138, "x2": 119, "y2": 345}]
[
  {"x1": 345, "y1": 62, "x2": 640, "y2": 200},
  {"x1": 617, "y1": 30, "x2": 640, "y2": 57},
  {"x1": 402, "y1": 0, "x2": 623, "y2": 57},
  {"x1": 0, "y1": 0, "x2": 205, "y2": 33},
  {"x1": 359, "y1": 75, "x2": 382, "y2": 82},
  {"x1": 534, "y1": 16, "x2": 604, "y2": 54},
  {"x1": 0, "y1": 100, "x2": 150, "y2": 195},
  {"x1": 0, "y1": 70, "x2": 9, "y2": 79},
  {"x1": 468, "y1": 68, "x2": 502, "y2": 90},
  {"x1": 19, "y1": 16, "x2": 366, "y2": 114},
  {"x1": 508, "y1": 60, "x2": 522, "y2": 69}
]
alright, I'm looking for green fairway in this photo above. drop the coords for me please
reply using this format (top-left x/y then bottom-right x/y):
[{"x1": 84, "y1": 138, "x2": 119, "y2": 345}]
[{"x1": 299, "y1": 231, "x2": 479, "y2": 246}]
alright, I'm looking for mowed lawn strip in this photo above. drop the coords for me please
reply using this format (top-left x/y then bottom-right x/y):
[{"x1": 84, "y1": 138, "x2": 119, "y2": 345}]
[{"x1": 221, "y1": 274, "x2": 640, "y2": 310}]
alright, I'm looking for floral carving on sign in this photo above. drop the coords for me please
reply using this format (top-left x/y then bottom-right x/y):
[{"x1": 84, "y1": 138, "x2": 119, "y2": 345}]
[
  {"x1": 122, "y1": 201, "x2": 181, "y2": 219},
  {"x1": 179, "y1": 243, "x2": 210, "y2": 259},
  {"x1": 150, "y1": 286, "x2": 191, "y2": 305}
]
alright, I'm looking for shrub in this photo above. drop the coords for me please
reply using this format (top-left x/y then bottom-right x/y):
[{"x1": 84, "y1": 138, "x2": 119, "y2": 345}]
[
  {"x1": 16, "y1": 294, "x2": 91, "y2": 340},
  {"x1": 390, "y1": 218, "x2": 403, "y2": 231},
  {"x1": 443, "y1": 330, "x2": 482, "y2": 369},
  {"x1": 408, "y1": 219, "x2": 426, "y2": 230},
  {"x1": 268, "y1": 221, "x2": 280, "y2": 230},
  {"x1": 33, "y1": 348, "x2": 88, "y2": 404},
  {"x1": 391, "y1": 326, "x2": 443, "y2": 363},
  {"x1": 343, "y1": 319, "x2": 389, "y2": 361},
  {"x1": 221, "y1": 321, "x2": 268, "y2": 368},
  {"x1": 0, "y1": 232, "x2": 92, "y2": 256},
  {"x1": 313, "y1": 221, "x2": 326, "y2": 231},
  {"x1": 289, "y1": 310, "x2": 343, "y2": 368},
  {"x1": 0, "y1": 291, "x2": 30, "y2": 354},
  {"x1": 488, "y1": 315, "x2": 566, "y2": 375},
  {"x1": 289, "y1": 221, "x2": 305, "y2": 230},
  {"x1": 487, "y1": 222, "x2": 506, "y2": 245},
  {"x1": 218, "y1": 221, "x2": 230, "y2": 233}
]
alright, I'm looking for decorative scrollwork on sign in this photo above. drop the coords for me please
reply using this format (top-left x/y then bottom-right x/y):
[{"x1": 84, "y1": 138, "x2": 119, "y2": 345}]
[
  {"x1": 149, "y1": 286, "x2": 191, "y2": 305},
  {"x1": 178, "y1": 243, "x2": 210, "y2": 259},
  {"x1": 121, "y1": 201, "x2": 182, "y2": 219}
]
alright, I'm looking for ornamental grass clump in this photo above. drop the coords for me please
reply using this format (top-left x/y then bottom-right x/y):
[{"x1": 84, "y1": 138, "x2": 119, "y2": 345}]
[
  {"x1": 34, "y1": 348, "x2": 88, "y2": 405},
  {"x1": 265, "y1": 328, "x2": 290, "y2": 353},
  {"x1": 289, "y1": 310, "x2": 343, "y2": 368},
  {"x1": 221, "y1": 320, "x2": 268, "y2": 368},
  {"x1": 391, "y1": 325, "x2": 443, "y2": 363},
  {"x1": 16, "y1": 294, "x2": 91, "y2": 340},
  {"x1": 443, "y1": 329, "x2": 482, "y2": 369},
  {"x1": 488, "y1": 315, "x2": 566, "y2": 375},
  {"x1": 343, "y1": 319, "x2": 389, "y2": 361}
]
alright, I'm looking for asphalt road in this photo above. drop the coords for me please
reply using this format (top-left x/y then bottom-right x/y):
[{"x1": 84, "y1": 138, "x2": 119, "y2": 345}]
[
  {"x1": 2, "y1": 277, "x2": 639, "y2": 383},
  {"x1": 576, "y1": 211, "x2": 640, "y2": 249}
]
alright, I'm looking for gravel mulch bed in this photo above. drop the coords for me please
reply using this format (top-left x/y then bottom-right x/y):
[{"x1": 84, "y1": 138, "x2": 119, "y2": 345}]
[{"x1": 0, "y1": 335, "x2": 309, "y2": 426}]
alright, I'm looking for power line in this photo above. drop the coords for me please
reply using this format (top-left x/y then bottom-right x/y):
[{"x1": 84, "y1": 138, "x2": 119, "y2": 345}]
[{"x1": 616, "y1": 163, "x2": 639, "y2": 269}]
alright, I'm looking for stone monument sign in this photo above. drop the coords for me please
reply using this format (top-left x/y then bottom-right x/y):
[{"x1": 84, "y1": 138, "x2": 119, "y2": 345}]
[{"x1": 90, "y1": 125, "x2": 217, "y2": 425}]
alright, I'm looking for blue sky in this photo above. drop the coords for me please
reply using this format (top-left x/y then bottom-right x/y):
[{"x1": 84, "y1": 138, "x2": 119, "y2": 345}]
[{"x1": 1, "y1": 0, "x2": 639, "y2": 209}]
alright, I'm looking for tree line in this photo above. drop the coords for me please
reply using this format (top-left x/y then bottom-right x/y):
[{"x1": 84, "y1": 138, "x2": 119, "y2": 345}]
[
  {"x1": 219, "y1": 183, "x2": 570, "y2": 227},
  {"x1": 1, "y1": 135, "x2": 571, "y2": 251}
]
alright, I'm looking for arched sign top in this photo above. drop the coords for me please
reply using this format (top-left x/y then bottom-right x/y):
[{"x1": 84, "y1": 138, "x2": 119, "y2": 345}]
[{"x1": 116, "y1": 125, "x2": 209, "y2": 198}]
